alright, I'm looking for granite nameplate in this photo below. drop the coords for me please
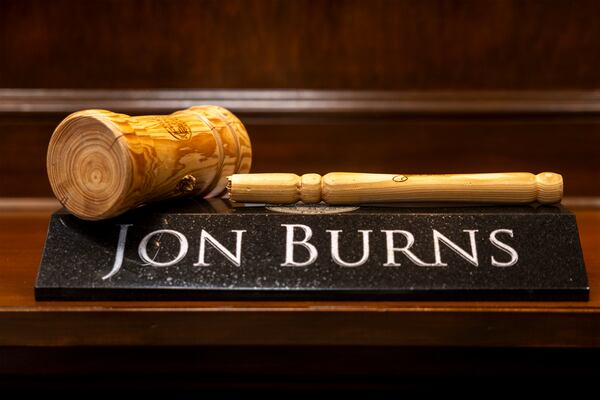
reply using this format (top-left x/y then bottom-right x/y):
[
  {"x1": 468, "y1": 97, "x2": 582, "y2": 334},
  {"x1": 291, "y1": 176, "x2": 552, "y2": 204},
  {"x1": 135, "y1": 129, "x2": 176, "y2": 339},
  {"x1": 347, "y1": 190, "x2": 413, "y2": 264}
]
[{"x1": 35, "y1": 199, "x2": 589, "y2": 301}]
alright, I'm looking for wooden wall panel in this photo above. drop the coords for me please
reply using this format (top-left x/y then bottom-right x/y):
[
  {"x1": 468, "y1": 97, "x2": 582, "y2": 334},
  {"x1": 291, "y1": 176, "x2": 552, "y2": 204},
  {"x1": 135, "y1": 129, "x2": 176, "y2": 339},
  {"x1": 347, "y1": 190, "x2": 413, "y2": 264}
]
[
  {"x1": 2, "y1": 108, "x2": 599, "y2": 197},
  {"x1": 1, "y1": 1, "x2": 599, "y2": 199},
  {"x1": 1, "y1": 0, "x2": 600, "y2": 90}
]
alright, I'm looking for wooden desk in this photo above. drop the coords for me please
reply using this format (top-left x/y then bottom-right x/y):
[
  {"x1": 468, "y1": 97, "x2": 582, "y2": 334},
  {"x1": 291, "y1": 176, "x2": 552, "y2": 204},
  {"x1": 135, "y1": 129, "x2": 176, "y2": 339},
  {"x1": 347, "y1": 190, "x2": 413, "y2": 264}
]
[{"x1": 1, "y1": 201, "x2": 599, "y2": 388}]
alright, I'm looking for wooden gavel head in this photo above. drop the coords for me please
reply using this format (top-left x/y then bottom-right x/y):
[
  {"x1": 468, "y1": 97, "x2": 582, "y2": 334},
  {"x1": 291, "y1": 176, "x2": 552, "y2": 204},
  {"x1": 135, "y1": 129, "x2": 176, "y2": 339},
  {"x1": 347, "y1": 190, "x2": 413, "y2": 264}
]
[{"x1": 47, "y1": 106, "x2": 252, "y2": 220}]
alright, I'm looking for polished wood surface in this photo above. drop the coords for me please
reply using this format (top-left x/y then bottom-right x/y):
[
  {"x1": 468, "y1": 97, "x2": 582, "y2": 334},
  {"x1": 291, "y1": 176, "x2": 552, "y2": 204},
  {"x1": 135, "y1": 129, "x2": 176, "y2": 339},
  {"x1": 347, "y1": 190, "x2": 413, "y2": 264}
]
[
  {"x1": 3, "y1": 0, "x2": 600, "y2": 200},
  {"x1": 2, "y1": 90, "x2": 600, "y2": 198},
  {"x1": 47, "y1": 106, "x2": 251, "y2": 219},
  {"x1": 0, "y1": 202, "x2": 598, "y2": 347},
  {"x1": 229, "y1": 172, "x2": 563, "y2": 205},
  {"x1": 2, "y1": 0, "x2": 599, "y2": 387},
  {"x1": 2, "y1": 0, "x2": 600, "y2": 90},
  {"x1": 5, "y1": 89, "x2": 600, "y2": 115}
]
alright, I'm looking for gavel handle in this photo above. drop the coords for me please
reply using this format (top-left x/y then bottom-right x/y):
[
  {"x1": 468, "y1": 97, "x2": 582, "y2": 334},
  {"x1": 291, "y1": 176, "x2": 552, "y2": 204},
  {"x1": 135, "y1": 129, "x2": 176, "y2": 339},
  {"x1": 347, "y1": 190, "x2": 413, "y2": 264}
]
[{"x1": 226, "y1": 172, "x2": 563, "y2": 205}]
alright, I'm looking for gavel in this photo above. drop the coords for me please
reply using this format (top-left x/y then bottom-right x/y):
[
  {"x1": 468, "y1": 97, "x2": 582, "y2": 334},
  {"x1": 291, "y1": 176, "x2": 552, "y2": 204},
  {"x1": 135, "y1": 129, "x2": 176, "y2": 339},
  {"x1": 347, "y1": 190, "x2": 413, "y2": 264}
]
[
  {"x1": 47, "y1": 106, "x2": 563, "y2": 220},
  {"x1": 227, "y1": 172, "x2": 563, "y2": 205},
  {"x1": 47, "y1": 106, "x2": 252, "y2": 220}
]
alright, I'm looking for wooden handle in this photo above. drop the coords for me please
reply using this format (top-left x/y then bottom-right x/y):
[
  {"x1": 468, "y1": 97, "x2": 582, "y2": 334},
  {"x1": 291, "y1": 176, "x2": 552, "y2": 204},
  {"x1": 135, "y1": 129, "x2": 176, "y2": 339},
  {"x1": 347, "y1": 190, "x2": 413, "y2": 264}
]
[
  {"x1": 47, "y1": 106, "x2": 252, "y2": 220},
  {"x1": 227, "y1": 172, "x2": 563, "y2": 205}
]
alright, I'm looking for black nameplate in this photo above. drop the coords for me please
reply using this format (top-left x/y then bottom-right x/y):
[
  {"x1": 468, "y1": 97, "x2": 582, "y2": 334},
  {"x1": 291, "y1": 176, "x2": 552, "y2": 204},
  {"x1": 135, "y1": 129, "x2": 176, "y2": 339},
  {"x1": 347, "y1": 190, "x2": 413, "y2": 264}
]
[{"x1": 35, "y1": 200, "x2": 589, "y2": 301}]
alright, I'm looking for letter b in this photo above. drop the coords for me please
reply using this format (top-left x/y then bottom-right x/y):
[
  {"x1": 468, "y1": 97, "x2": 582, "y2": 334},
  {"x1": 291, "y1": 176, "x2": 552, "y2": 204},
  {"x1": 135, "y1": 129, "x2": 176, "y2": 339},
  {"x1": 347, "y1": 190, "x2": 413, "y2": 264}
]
[{"x1": 281, "y1": 224, "x2": 318, "y2": 267}]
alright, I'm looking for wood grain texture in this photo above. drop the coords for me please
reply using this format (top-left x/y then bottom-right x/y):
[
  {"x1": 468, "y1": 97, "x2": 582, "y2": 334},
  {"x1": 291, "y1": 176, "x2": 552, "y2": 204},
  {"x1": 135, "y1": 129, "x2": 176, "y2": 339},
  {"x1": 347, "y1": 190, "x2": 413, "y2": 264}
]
[
  {"x1": 2, "y1": 0, "x2": 600, "y2": 89},
  {"x1": 228, "y1": 172, "x2": 563, "y2": 204},
  {"x1": 2, "y1": 0, "x2": 600, "y2": 384},
  {"x1": 46, "y1": 106, "x2": 251, "y2": 219},
  {"x1": 4, "y1": 89, "x2": 600, "y2": 115},
  {"x1": 2, "y1": 100, "x2": 599, "y2": 198},
  {"x1": 0, "y1": 204, "x2": 599, "y2": 347}
]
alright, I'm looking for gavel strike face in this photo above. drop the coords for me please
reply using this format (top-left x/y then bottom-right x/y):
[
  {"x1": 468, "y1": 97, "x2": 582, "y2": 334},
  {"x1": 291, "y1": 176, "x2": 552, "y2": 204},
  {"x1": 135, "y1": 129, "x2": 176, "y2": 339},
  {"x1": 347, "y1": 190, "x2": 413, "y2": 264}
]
[{"x1": 47, "y1": 106, "x2": 252, "y2": 220}]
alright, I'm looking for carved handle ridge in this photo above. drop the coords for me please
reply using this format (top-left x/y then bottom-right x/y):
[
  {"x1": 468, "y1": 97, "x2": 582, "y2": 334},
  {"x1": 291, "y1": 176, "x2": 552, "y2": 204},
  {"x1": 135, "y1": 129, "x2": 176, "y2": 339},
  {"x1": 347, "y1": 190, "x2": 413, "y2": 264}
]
[{"x1": 227, "y1": 172, "x2": 563, "y2": 205}]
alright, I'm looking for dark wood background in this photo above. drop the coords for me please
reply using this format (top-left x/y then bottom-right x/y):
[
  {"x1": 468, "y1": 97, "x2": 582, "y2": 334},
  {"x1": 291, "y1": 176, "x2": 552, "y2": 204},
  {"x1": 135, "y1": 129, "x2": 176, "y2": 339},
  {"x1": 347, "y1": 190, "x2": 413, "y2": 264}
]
[
  {"x1": 1, "y1": 1, "x2": 600, "y2": 390},
  {"x1": 3, "y1": 0, "x2": 600, "y2": 89},
  {"x1": 1, "y1": 0, "x2": 600, "y2": 199}
]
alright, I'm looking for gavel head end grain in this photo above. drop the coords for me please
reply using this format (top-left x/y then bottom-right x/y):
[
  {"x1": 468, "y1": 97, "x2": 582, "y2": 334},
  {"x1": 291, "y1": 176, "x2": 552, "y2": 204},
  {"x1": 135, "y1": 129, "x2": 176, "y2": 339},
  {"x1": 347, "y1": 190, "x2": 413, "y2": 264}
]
[
  {"x1": 47, "y1": 107, "x2": 252, "y2": 220},
  {"x1": 47, "y1": 111, "x2": 132, "y2": 220}
]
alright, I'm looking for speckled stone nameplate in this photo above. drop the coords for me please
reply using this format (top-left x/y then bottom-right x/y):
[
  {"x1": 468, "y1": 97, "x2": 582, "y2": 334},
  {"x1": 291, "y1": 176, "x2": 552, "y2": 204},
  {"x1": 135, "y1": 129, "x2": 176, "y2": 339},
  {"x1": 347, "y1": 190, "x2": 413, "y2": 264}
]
[{"x1": 35, "y1": 200, "x2": 589, "y2": 301}]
